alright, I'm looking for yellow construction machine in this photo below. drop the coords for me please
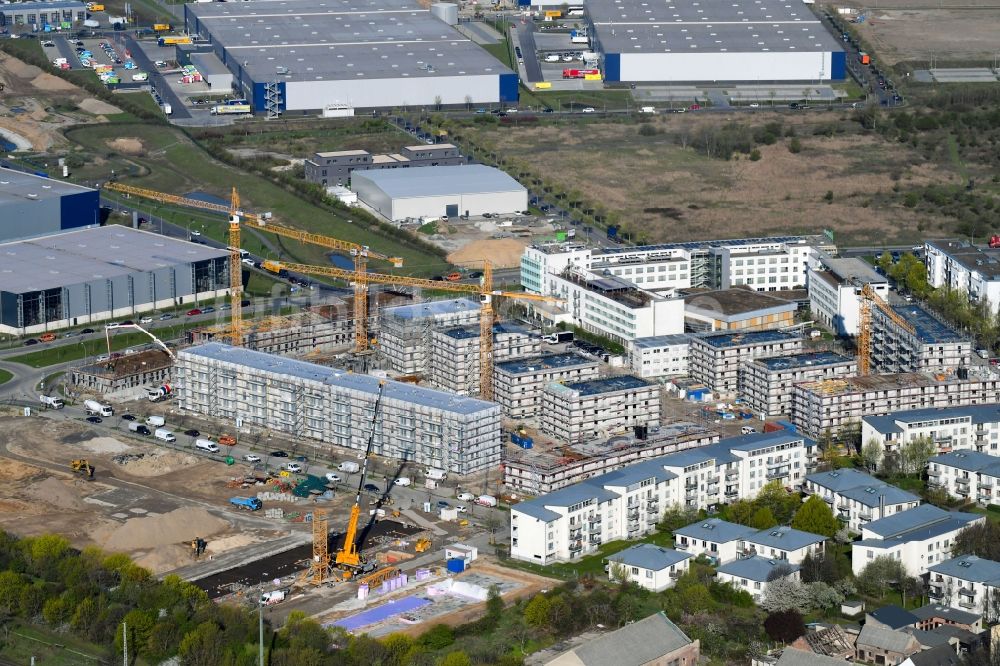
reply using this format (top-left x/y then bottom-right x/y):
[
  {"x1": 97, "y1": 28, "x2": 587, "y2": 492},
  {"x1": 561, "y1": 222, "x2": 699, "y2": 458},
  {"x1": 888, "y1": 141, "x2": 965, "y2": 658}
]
[{"x1": 70, "y1": 459, "x2": 94, "y2": 479}]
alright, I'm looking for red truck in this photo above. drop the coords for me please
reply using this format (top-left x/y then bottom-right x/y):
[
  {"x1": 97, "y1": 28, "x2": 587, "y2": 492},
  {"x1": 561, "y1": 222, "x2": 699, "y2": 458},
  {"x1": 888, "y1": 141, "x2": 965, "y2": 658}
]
[{"x1": 562, "y1": 68, "x2": 599, "y2": 79}]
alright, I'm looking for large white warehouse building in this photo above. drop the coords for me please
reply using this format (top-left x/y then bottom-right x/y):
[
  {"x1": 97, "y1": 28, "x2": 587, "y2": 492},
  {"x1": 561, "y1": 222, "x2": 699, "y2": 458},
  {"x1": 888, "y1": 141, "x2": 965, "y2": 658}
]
[
  {"x1": 183, "y1": 0, "x2": 518, "y2": 114},
  {"x1": 352, "y1": 165, "x2": 528, "y2": 222},
  {"x1": 587, "y1": 0, "x2": 847, "y2": 83}
]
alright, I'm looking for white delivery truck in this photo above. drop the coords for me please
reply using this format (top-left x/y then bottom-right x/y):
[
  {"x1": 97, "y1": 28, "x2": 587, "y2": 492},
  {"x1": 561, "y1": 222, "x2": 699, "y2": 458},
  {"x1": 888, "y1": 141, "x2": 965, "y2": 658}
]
[
  {"x1": 84, "y1": 400, "x2": 113, "y2": 417},
  {"x1": 146, "y1": 415, "x2": 165, "y2": 427},
  {"x1": 475, "y1": 495, "x2": 498, "y2": 507},
  {"x1": 154, "y1": 428, "x2": 176, "y2": 443},
  {"x1": 39, "y1": 395, "x2": 64, "y2": 409},
  {"x1": 338, "y1": 461, "x2": 360, "y2": 473}
]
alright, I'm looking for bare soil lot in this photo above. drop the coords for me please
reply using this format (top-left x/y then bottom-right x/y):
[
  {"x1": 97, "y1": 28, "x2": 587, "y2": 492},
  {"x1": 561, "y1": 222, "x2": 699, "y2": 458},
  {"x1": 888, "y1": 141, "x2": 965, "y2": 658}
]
[
  {"x1": 855, "y1": 8, "x2": 1000, "y2": 65},
  {"x1": 471, "y1": 116, "x2": 958, "y2": 244}
]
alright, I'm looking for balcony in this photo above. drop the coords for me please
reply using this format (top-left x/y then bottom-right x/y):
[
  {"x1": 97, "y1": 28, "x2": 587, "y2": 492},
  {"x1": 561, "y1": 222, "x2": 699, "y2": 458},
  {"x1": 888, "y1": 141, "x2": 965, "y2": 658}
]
[
  {"x1": 956, "y1": 477, "x2": 971, "y2": 487},
  {"x1": 589, "y1": 536, "x2": 601, "y2": 545},
  {"x1": 627, "y1": 522, "x2": 641, "y2": 533},
  {"x1": 928, "y1": 586, "x2": 944, "y2": 599},
  {"x1": 646, "y1": 497, "x2": 659, "y2": 508},
  {"x1": 979, "y1": 480, "x2": 993, "y2": 489},
  {"x1": 569, "y1": 541, "x2": 583, "y2": 553},
  {"x1": 589, "y1": 518, "x2": 602, "y2": 529},
  {"x1": 959, "y1": 600, "x2": 976, "y2": 609},
  {"x1": 706, "y1": 474, "x2": 720, "y2": 484},
  {"x1": 725, "y1": 469, "x2": 739, "y2": 479},
  {"x1": 685, "y1": 489, "x2": 699, "y2": 500},
  {"x1": 767, "y1": 469, "x2": 790, "y2": 480},
  {"x1": 669, "y1": 571, "x2": 682, "y2": 580},
  {"x1": 684, "y1": 482, "x2": 698, "y2": 491},
  {"x1": 627, "y1": 509, "x2": 640, "y2": 520},
  {"x1": 725, "y1": 488, "x2": 739, "y2": 498},
  {"x1": 927, "y1": 469, "x2": 942, "y2": 477},
  {"x1": 859, "y1": 513, "x2": 872, "y2": 522},
  {"x1": 570, "y1": 525, "x2": 583, "y2": 535},
  {"x1": 767, "y1": 459, "x2": 788, "y2": 469}
]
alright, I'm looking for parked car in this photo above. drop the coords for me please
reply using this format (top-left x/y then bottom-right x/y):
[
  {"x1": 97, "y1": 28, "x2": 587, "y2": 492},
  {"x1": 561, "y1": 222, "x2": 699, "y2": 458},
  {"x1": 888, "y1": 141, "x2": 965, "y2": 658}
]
[
  {"x1": 139, "y1": 316, "x2": 153, "y2": 324},
  {"x1": 86, "y1": 416, "x2": 103, "y2": 424},
  {"x1": 457, "y1": 492, "x2": 475, "y2": 501},
  {"x1": 158, "y1": 314, "x2": 173, "y2": 321},
  {"x1": 186, "y1": 308, "x2": 202, "y2": 316},
  {"x1": 270, "y1": 450, "x2": 288, "y2": 458},
  {"x1": 363, "y1": 483, "x2": 380, "y2": 493},
  {"x1": 581, "y1": 107, "x2": 596, "y2": 113},
  {"x1": 201, "y1": 307, "x2": 215, "y2": 314},
  {"x1": 81, "y1": 328, "x2": 96, "y2": 334},
  {"x1": 393, "y1": 477, "x2": 412, "y2": 486},
  {"x1": 24, "y1": 339, "x2": 38, "y2": 346},
  {"x1": 325, "y1": 472, "x2": 342, "y2": 483},
  {"x1": 184, "y1": 429, "x2": 201, "y2": 437},
  {"x1": 436, "y1": 500, "x2": 451, "y2": 509},
  {"x1": 122, "y1": 414, "x2": 137, "y2": 421},
  {"x1": 282, "y1": 462, "x2": 303, "y2": 473},
  {"x1": 456, "y1": 505, "x2": 468, "y2": 513},
  {"x1": 244, "y1": 454, "x2": 261, "y2": 463}
]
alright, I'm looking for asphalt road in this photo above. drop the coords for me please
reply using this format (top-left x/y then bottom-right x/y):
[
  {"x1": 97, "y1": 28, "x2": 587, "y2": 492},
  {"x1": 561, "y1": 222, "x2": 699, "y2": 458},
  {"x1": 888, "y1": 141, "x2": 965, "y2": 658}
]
[{"x1": 46, "y1": 35, "x2": 85, "y2": 70}]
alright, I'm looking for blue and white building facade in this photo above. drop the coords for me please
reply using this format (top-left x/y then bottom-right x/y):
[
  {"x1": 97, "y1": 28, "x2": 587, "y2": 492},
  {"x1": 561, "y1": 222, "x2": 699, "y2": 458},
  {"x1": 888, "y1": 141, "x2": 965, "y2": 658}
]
[
  {"x1": 927, "y1": 555, "x2": 1000, "y2": 622},
  {"x1": 927, "y1": 450, "x2": 1000, "y2": 506},
  {"x1": 804, "y1": 469, "x2": 921, "y2": 533},
  {"x1": 510, "y1": 430, "x2": 815, "y2": 564},
  {"x1": 862, "y1": 405, "x2": 1000, "y2": 463}
]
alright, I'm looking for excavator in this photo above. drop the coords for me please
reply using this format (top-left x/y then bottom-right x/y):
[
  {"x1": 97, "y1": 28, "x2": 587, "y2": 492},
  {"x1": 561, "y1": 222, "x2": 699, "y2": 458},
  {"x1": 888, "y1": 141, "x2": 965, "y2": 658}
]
[
  {"x1": 334, "y1": 380, "x2": 386, "y2": 579},
  {"x1": 70, "y1": 459, "x2": 94, "y2": 479}
]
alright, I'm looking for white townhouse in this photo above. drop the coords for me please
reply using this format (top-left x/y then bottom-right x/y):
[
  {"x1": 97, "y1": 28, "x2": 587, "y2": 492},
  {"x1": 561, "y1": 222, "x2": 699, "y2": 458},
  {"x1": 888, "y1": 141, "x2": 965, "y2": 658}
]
[
  {"x1": 510, "y1": 431, "x2": 816, "y2": 564},
  {"x1": 927, "y1": 449, "x2": 1000, "y2": 506},
  {"x1": 739, "y1": 525, "x2": 827, "y2": 566},
  {"x1": 673, "y1": 518, "x2": 757, "y2": 564},
  {"x1": 852, "y1": 504, "x2": 985, "y2": 576},
  {"x1": 804, "y1": 469, "x2": 921, "y2": 533},
  {"x1": 927, "y1": 555, "x2": 1000, "y2": 622},
  {"x1": 605, "y1": 543, "x2": 693, "y2": 592},
  {"x1": 716, "y1": 556, "x2": 801, "y2": 602},
  {"x1": 864, "y1": 405, "x2": 1000, "y2": 464}
]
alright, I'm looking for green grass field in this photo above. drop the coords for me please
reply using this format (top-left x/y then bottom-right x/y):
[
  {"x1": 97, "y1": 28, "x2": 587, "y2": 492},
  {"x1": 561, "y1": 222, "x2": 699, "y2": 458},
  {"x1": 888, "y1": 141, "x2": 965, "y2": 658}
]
[
  {"x1": 67, "y1": 123, "x2": 447, "y2": 275},
  {"x1": 0, "y1": 368, "x2": 13, "y2": 385},
  {"x1": 0, "y1": 624, "x2": 110, "y2": 666},
  {"x1": 501, "y1": 531, "x2": 673, "y2": 580}
]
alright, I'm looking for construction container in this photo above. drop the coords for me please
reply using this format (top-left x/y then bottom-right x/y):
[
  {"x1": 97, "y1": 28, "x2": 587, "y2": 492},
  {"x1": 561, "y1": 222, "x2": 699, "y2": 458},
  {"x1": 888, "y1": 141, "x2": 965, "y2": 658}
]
[{"x1": 446, "y1": 558, "x2": 466, "y2": 574}]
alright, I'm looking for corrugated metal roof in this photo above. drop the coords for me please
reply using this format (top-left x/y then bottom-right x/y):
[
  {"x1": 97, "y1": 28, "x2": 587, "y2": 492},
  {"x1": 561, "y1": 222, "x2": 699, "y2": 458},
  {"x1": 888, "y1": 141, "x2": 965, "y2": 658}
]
[
  {"x1": 0, "y1": 167, "x2": 94, "y2": 204},
  {"x1": 351, "y1": 165, "x2": 526, "y2": 199}
]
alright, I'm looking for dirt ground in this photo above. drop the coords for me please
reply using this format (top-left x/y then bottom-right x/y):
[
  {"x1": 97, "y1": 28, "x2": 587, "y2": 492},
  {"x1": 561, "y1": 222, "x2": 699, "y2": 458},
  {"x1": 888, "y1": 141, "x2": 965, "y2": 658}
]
[
  {"x1": 472, "y1": 117, "x2": 958, "y2": 244},
  {"x1": 0, "y1": 417, "x2": 293, "y2": 574},
  {"x1": 854, "y1": 8, "x2": 1000, "y2": 64},
  {"x1": 0, "y1": 53, "x2": 113, "y2": 150},
  {"x1": 447, "y1": 238, "x2": 529, "y2": 268},
  {"x1": 107, "y1": 137, "x2": 146, "y2": 155}
]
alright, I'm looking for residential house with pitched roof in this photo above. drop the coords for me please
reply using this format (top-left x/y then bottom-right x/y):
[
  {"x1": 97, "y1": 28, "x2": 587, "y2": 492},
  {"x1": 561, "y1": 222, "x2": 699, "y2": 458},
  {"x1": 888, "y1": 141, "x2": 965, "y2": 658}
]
[
  {"x1": 543, "y1": 611, "x2": 699, "y2": 666},
  {"x1": 804, "y1": 469, "x2": 921, "y2": 532}
]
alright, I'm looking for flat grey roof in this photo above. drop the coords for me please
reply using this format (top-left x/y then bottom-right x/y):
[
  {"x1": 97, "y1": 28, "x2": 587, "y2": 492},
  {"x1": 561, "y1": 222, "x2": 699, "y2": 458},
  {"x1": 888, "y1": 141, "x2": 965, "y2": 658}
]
[
  {"x1": 754, "y1": 351, "x2": 855, "y2": 372},
  {"x1": 823, "y1": 256, "x2": 886, "y2": 285},
  {"x1": 188, "y1": 52, "x2": 232, "y2": 77},
  {"x1": 587, "y1": 0, "x2": 844, "y2": 54},
  {"x1": 0, "y1": 1, "x2": 84, "y2": 10},
  {"x1": 496, "y1": 352, "x2": 596, "y2": 376},
  {"x1": 0, "y1": 167, "x2": 95, "y2": 206},
  {"x1": 693, "y1": 329, "x2": 800, "y2": 348},
  {"x1": 926, "y1": 240, "x2": 1000, "y2": 280},
  {"x1": 187, "y1": 0, "x2": 513, "y2": 84},
  {"x1": 180, "y1": 342, "x2": 498, "y2": 416},
  {"x1": 384, "y1": 298, "x2": 479, "y2": 321},
  {"x1": 0, "y1": 226, "x2": 227, "y2": 294},
  {"x1": 553, "y1": 375, "x2": 653, "y2": 396},
  {"x1": 633, "y1": 333, "x2": 695, "y2": 349},
  {"x1": 351, "y1": 165, "x2": 525, "y2": 199},
  {"x1": 685, "y1": 287, "x2": 796, "y2": 319}
]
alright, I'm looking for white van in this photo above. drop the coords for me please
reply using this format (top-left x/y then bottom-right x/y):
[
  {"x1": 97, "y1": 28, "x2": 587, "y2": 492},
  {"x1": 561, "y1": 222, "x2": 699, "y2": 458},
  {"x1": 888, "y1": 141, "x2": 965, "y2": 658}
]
[
  {"x1": 283, "y1": 462, "x2": 303, "y2": 473},
  {"x1": 640, "y1": 106, "x2": 656, "y2": 114},
  {"x1": 426, "y1": 467, "x2": 448, "y2": 481},
  {"x1": 154, "y1": 428, "x2": 176, "y2": 443},
  {"x1": 146, "y1": 415, "x2": 165, "y2": 427},
  {"x1": 741, "y1": 426, "x2": 757, "y2": 435},
  {"x1": 195, "y1": 439, "x2": 220, "y2": 453},
  {"x1": 393, "y1": 477, "x2": 412, "y2": 486}
]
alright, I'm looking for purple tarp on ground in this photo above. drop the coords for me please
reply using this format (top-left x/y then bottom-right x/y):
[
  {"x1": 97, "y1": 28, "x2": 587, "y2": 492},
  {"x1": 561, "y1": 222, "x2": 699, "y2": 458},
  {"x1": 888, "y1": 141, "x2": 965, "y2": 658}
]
[{"x1": 329, "y1": 595, "x2": 431, "y2": 631}]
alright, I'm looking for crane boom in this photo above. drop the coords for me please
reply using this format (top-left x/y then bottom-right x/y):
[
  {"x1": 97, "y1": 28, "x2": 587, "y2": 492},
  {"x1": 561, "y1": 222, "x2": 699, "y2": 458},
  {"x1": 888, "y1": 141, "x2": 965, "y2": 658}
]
[
  {"x1": 101, "y1": 181, "x2": 402, "y2": 351},
  {"x1": 335, "y1": 380, "x2": 386, "y2": 573},
  {"x1": 104, "y1": 322, "x2": 176, "y2": 362}
]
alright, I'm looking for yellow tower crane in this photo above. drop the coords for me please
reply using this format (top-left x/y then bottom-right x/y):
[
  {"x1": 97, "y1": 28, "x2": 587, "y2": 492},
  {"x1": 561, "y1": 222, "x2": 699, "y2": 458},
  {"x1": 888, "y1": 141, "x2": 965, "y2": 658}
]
[
  {"x1": 101, "y1": 182, "x2": 403, "y2": 351},
  {"x1": 260, "y1": 259, "x2": 561, "y2": 400},
  {"x1": 857, "y1": 283, "x2": 916, "y2": 376}
]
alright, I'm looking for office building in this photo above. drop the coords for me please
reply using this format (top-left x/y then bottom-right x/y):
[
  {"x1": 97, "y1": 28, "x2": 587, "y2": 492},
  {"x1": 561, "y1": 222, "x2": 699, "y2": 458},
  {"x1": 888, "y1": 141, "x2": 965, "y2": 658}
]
[
  {"x1": 688, "y1": 329, "x2": 803, "y2": 395},
  {"x1": 539, "y1": 375, "x2": 660, "y2": 443},
  {"x1": 741, "y1": 351, "x2": 857, "y2": 418},
  {"x1": 0, "y1": 1, "x2": 85, "y2": 27},
  {"x1": 176, "y1": 343, "x2": 501, "y2": 474},
  {"x1": 304, "y1": 144, "x2": 465, "y2": 187},
  {"x1": 808, "y1": 255, "x2": 888, "y2": 336}
]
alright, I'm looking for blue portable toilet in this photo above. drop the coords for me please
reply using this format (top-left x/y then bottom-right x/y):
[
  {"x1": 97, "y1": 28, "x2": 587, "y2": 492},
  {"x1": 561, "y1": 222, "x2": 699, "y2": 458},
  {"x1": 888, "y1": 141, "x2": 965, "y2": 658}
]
[{"x1": 447, "y1": 558, "x2": 465, "y2": 574}]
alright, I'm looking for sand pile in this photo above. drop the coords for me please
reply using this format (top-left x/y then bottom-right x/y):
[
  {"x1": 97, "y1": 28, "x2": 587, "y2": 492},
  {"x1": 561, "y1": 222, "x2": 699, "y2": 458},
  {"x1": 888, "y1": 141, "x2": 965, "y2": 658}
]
[
  {"x1": 0, "y1": 459, "x2": 43, "y2": 483},
  {"x1": 133, "y1": 544, "x2": 192, "y2": 574},
  {"x1": 0, "y1": 54, "x2": 41, "y2": 78},
  {"x1": 113, "y1": 450, "x2": 199, "y2": 477},
  {"x1": 30, "y1": 72, "x2": 76, "y2": 92},
  {"x1": 100, "y1": 507, "x2": 230, "y2": 551},
  {"x1": 447, "y1": 238, "x2": 528, "y2": 268},
  {"x1": 80, "y1": 436, "x2": 131, "y2": 455},
  {"x1": 25, "y1": 477, "x2": 86, "y2": 511},
  {"x1": 107, "y1": 137, "x2": 144, "y2": 155},
  {"x1": 78, "y1": 98, "x2": 121, "y2": 115}
]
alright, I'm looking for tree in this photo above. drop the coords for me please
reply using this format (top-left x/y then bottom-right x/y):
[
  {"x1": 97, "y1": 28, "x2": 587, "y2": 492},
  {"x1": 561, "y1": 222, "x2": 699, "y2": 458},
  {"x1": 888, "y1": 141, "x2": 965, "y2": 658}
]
[
  {"x1": 523, "y1": 594, "x2": 551, "y2": 629},
  {"x1": 755, "y1": 481, "x2": 799, "y2": 524},
  {"x1": 486, "y1": 584, "x2": 504, "y2": 622},
  {"x1": 659, "y1": 504, "x2": 701, "y2": 532},
  {"x1": 678, "y1": 583, "x2": 714, "y2": 614},
  {"x1": 877, "y1": 251, "x2": 893, "y2": 275},
  {"x1": 764, "y1": 609, "x2": 805, "y2": 643},
  {"x1": 749, "y1": 507, "x2": 777, "y2": 529},
  {"x1": 953, "y1": 522, "x2": 1000, "y2": 561},
  {"x1": 806, "y1": 581, "x2": 844, "y2": 613},
  {"x1": 861, "y1": 438, "x2": 883, "y2": 472},
  {"x1": 439, "y1": 651, "x2": 472, "y2": 666},
  {"x1": 901, "y1": 436, "x2": 936, "y2": 475},
  {"x1": 178, "y1": 621, "x2": 223, "y2": 666},
  {"x1": 857, "y1": 556, "x2": 906, "y2": 599},
  {"x1": 791, "y1": 495, "x2": 840, "y2": 537},
  {"x1": 725, "y1": 500, "x2": 755, "y2": 526},
  {"x1": 760, "y1": 578, "x2": 810, "y2": 613}
]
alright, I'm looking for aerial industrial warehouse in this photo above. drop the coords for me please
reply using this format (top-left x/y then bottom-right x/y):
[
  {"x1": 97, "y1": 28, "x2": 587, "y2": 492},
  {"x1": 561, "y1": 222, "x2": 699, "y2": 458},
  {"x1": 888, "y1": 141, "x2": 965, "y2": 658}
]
[
  {"x1": 0, "y1": 227, "x2": 229, "y2": 335},
  {"x1": 176, "y1": 343, "x2": 502, "y2": 474},
  {"x1": 182, "y1": 0, "x2": 518, "y2": 113},
  {"x1": 0, "y1": 168, "x2": 99, "y2": 243},
  {"x1": 585, "y1": 0, "x2": 846, "y2": 82}
]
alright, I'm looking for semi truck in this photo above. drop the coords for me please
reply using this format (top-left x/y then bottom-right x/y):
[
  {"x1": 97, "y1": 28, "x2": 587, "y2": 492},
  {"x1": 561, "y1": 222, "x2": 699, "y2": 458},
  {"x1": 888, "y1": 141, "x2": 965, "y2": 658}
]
[
  {"x1": 230, "y1": 496, "x2": 262, "y2": 511},
  {"x1": 157, "y1": 36, "x2": 191, "y2": 46},
  {"x1": 84, "y1": 400, "x2": 113, "y2": 417},
  {"x1": 562, "y1": 68, "x2": 599, "y2": 79},
  {"x1": 210, "y1": 103, "x2": 252, "y2": 115},
  {"x1": 39, "y1": 395, "x2": 64, "y2": 409}
]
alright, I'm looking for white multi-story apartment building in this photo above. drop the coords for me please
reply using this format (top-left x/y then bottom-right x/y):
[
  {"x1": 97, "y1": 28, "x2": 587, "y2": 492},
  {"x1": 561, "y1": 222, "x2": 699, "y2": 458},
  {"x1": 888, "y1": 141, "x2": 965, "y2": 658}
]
[
  {"x1": 852, "y1": 504, "x2": 984, "y2": 576},
  {"x1": 803, "y1": 469, "x2": 921, "y2": 533},
  {"x1": 741, "y1": 351, "x2": 857, "y2": 418},
  {"x1": 808, "y1": 255, "x2": 889, "y2": 336},
  {"x1": 927, "y1": 449, "x2": 1000, "y2": 506},
  {"x1": 716, "y1": 556, "x2": 801, "y2": 602},
  {"x1": 175, "y1": 342, "x2": 501, "y2": 474},
  {"x1": 428, "y1": 323, "x2": 540, "y2": 395},
  {"x1": 739, "y1": 526, "x2": 827, "y2": 565},
  {"x1": 791, "y1": 370, "x2": 1000, "y2": 438},
  {"x1": 924, "y1": 240, "x2": 1000, "y2": 314},
  {"x1": 379, "y1": 298, "x2": 480, "y2": 375},
  {"x1": 673, "y1": 518, "x2": 757, "y2": 563},
  {"x1": 541, "y1": 270, "x2": 684, "y2": 343},
  {"x1": 510, "y1": 430, "x2": 815, "y2": 564},
  {"x1": 629, "y1": 334, "x2": 695, "y2": 378},
  {"x1": 870, "y1": 303, "x2": 971, "y2": 374},
  {"x1": 540, "y1": 375, "x2": 660, "y2": 443},
  {"x1": 522, "y1": 236, "x2": 829, "y2": 296},
  {"x1": 493, "y1": 352, "x2": 599, "y2": 419},
  {"x1": 862, "y1": 405, "x2": 1000, "y2": 462},
  {"x1": 605, "y1": 543, "x2": 693, "y2": 592},
  {"x1": 689, "y1": 329, "x2": 803, "y2": 395},
  {"x1": 927, "y1": 555, "x2": 1000, "y2": 622}
]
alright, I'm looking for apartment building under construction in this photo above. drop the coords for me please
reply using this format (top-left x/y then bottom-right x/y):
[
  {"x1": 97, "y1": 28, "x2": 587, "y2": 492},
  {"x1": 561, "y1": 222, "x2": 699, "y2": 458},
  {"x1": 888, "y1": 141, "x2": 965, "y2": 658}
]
[
  {"x1": 540, "y1": 375, "x2": 661, "y2": 443},
  {"x1": 870, "y1": 303, "x2": 971, "y2": 373},
  {"x1": 379, "y1": 298, "x2": 481, "y2": 375},
  {"x1": 189, "y1": 305, "x2": 360, "y2": 356},
  {"x1": 176, "y1": 342, "x2": 501, "y2": 474},
  {"x1": 428, "y1": 323, "x2": 541, "y2": 395}
]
